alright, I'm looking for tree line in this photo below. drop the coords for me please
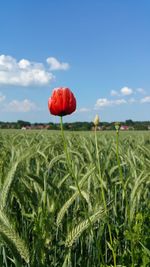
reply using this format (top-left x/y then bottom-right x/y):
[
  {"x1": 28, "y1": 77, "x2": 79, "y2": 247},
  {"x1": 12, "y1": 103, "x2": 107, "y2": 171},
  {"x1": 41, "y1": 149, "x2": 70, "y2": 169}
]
[{"x1": 0, "y1": 119, "x2": 150, "y2": 130}]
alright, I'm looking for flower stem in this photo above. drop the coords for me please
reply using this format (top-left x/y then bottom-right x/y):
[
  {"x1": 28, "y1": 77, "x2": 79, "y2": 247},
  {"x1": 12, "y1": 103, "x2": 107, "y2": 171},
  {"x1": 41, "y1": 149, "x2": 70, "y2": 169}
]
[
  {"x1": 116, "y1": 130, "x2": 124, "y2": 186},
  {"x1": 60, "y1": 115, "x2": 84, "y2": 193},
  {"x1": 60, "y1": 116, "x2": 93, "y2": 236},
  {"x1": 60, "y1": 116, "x2": 71, "y2": 170}
]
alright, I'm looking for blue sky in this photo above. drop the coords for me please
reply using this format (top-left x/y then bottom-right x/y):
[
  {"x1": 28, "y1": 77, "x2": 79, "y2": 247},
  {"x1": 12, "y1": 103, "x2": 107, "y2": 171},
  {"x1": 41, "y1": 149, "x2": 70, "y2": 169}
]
[{"x1": 0, "y1": 0, "x2": 150, "y2": 123}]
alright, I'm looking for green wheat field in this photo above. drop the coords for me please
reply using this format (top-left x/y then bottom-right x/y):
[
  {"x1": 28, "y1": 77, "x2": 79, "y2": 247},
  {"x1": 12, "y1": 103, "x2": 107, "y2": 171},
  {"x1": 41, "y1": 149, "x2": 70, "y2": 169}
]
[{"x1": 0, "y1": 130, "x2": 149, "y2": 267}]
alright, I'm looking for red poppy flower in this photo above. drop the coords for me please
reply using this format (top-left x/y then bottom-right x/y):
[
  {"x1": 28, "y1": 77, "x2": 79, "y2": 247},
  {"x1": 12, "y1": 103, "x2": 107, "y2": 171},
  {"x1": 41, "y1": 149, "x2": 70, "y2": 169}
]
[{"x1": 48, "y1": 87, "x2": 76, "y2": 116}]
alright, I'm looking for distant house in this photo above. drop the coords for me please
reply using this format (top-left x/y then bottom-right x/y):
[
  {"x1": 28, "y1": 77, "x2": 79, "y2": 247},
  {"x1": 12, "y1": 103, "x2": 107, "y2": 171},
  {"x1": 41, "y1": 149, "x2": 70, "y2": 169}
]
[
  {"x1": 45, "y1": 125, "x2": 50, "y2": 129},
  {"x1": 26, "y1": 126, "x2": 32, "y2": 130},
  {"x1": 148, "y1": 126, "x2": 150, "y2": 130},
  {"x1": 120, "y1": 125, "x2": 129, "y2": 131}
]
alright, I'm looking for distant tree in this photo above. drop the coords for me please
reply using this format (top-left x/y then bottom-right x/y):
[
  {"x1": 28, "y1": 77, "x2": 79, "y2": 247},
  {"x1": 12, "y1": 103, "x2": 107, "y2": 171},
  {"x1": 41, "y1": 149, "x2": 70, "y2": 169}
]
[
  {"x1": 17, "y1": 120, "x2": 31, "y2": 128},
  {"x1": 125, "y1": 120, "x2": 134, "y2": 126}
]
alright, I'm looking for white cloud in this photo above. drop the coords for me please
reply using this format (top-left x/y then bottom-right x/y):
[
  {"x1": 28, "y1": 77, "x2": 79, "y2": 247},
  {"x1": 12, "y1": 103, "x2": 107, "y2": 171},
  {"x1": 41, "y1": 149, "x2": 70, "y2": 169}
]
[
  {"x1": 0, "y1": 55, "x2": 16, "y2": 71},
  {"x1": 110, "y1": 86, "x2": 134, "y2": 97},
  {"x1": 95, "y1": 98, "x2": 127, "y2": 109},
  {"x1": 129, "y1": 98, "x2": 136, "y2": 103},
  {"x1": 115, "y1": 99, "x2": 127, "y2": 105},
  {"x1": 18, "y1": 59, "x2": 31, "y2": 69},
  {"x1": 110, "y1": 90, "x2": 119, "y2": 96},
  {"x1": 78, "y1": 107, "x2": 91, "y2": 112},
  {"x1": 136, "y1": 88, "x2": 146, "y2": 94},
  {"x1": 0, "y1": 92, "x2": 6, "y2": 102},
  {"x1": 4, "y1": 99, "x2": 38, "y2": 112},
  {"x1": 0, "y1": 54, "x2": 69, "y2": 87},
  {"x1": 95, "y1": 98, "x2": 112, "y2": 107},
  {"x1": 110, "y1": 86, "x2": 147, "y2": 99},
  {"x1": 47, "y1": 57, "x2": 69, "y2": 71},
  {"x1": 120, "y1": 86, "x2": 133, "y2": 95},
  {"x1": 141, "y1": 96, "x2": 150, "y2": 103}
]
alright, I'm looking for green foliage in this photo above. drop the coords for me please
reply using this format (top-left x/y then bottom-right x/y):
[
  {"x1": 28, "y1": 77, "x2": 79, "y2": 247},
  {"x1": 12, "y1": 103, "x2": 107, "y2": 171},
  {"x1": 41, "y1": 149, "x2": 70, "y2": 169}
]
[{"x1": 0, "y1": 130, "x2": 149, "y2": 266}]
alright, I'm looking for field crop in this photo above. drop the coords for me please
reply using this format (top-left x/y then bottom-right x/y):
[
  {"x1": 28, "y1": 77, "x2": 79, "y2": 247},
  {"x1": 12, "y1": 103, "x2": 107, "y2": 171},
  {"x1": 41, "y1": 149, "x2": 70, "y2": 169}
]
[{"x1": 0, "y1": 130, "x2": 149, "y2": 267}]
